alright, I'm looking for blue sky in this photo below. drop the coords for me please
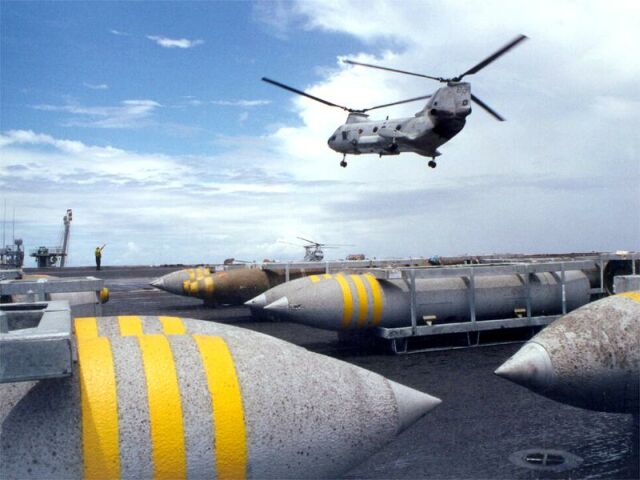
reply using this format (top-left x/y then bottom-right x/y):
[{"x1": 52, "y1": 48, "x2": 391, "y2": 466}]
[
  {"x1": 2, "y1": 1, "x2": 367, "y2": 154},
  {"x1": 1, "y1": 1, "x2": 639, "y2": 266}
]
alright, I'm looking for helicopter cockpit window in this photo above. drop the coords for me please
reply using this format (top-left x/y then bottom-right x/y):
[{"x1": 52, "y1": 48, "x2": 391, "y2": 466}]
[
  {"x1": 329, "y1": 135, "x2": 336, "y2": 142},
  {"x1": 396, "y1": 124, "x2": 402, "y2": 130},
  {"x1": 341, "y1": 131, "x2": 348, "y2": 140}
]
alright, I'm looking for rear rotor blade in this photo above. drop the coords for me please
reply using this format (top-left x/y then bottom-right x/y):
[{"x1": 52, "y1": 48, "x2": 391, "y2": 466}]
[
  {"x1": 364, "y1": 94, "x2": 432, "y2": 112},
  {"x1": 296, "y1": 236, "x2": 318, "y2": 245},
  {"x1": 262, "y1": 78, "x2": 351, "y2": 111},
  {"x1": 343, "y1": 60, "x2": 443, "y2": 82},
  {"x1": 457, "y1": 34, "x2": 528, "y2": 80},
  {"x1": 471, "y1": 94, "x2": 505, "y2": 121}
]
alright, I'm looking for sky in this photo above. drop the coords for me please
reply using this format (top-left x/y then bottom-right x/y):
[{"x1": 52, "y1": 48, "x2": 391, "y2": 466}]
[{"x1": 1, "y1": 0, "x2": 638, "y2": 266}]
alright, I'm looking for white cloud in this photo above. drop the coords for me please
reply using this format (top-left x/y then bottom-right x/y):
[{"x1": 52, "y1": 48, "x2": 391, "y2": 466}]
[
  {"x1": 83, "y1": 83, "x2": 109, "y2": 90},
  {"x1": 109, "y1": 29, "x2": 130, "y2": 36},
  {"x1": 1, "y1": 126, "x2": 637, "y2": 267},
  {"x1": 32, "y1": 99, "x2": 161, "y2": 128},
  {"x1": 5, "y1": 1, "x2": 640, "y2": 265},
  {"x1": 147, "y1": 35, "x2": 204, "y2": 49},
  {"x1": 210, "y1": 99, "x2": 271, "y2": 107}
]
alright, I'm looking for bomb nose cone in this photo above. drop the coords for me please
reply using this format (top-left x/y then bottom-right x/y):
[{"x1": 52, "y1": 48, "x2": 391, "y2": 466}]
[
  {"x1": 245, "y1": 293, "x2": 267, "y2": 308},
  {"x1": 264, "y1": 296, "x2": 289, "y2": 312},
  {"x1": 150, "y1": 277, "x2": 163, "y2": 288},
  {"x1": 495, "y1": 342, "x2": 555, "y2": 391},
  {"x1": 389, "y1": 380, "x2": 442, "y2": 433}
]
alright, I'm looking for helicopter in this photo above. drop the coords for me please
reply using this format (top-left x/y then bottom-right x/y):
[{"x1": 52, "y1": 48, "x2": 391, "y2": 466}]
[
  {"x1": 263, "y1": 34, "x2": 527, "y2": 168},
  {"x1": 280, "y1": 237, "x2": 353, "y2": 262}
]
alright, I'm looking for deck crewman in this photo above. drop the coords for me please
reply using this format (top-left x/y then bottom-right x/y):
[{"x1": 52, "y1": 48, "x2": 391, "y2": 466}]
[{"x1": 95, "y1": 244, "x2": 106, "y2": 270}]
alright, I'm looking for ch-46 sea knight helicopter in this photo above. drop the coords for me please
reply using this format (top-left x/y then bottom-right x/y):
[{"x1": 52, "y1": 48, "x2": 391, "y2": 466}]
[
  {"x1": 263, "y1": 34, "x2": 527, "y2": 168},
  {"x1": 280, "y1": 237, "x2": 353, "y2": 262}
]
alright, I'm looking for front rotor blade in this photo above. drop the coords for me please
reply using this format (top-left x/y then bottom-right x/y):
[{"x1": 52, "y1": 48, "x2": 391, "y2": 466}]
[
  {"x1": 364, "y1": 94, "x2": 432, "y2": 112},
  {"x1": 457, "y1": 34, "x2": 528, "y2": 80},
  {"x1": 343, "y1": 60, "x2": 443, "y2": 82},
  {"x1": 471, "y1": 94, "x2": 505, "y2": 121},
  {"x1": 262, "y1": 78, "x2": 350, "y2": 111}
]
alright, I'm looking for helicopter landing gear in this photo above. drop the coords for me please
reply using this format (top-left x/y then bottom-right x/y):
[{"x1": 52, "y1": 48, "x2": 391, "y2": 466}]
[
  {"x1": 340, "y1": 154, "x2": 347, "y2": 168},
  {"x1": 428, "y1": 159, "x2": 437, "y2": 168}
]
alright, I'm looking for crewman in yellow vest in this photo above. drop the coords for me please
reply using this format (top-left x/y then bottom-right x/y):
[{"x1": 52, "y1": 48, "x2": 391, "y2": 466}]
[{"x1": 95, "y1": 244, "x2": 106, "y2": 270}]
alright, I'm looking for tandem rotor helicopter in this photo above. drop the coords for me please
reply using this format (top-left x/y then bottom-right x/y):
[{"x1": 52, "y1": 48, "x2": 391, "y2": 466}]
[
  {"x1": 280, "y1": 237, "x2": 353, "y2": 262},
  {"x1": 263, "y1": 35, "x2": 527, "y2": 168}
]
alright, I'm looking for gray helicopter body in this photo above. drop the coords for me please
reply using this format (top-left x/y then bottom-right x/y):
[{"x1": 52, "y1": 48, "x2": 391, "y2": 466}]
[{"x1": 328, "y1": 83, "x2": 471, "y2": 158}]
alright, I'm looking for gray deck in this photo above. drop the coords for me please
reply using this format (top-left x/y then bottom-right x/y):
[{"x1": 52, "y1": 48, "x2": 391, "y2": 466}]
[{"x1": 25, "y1": 265, "x2": 639, "y2": 479}]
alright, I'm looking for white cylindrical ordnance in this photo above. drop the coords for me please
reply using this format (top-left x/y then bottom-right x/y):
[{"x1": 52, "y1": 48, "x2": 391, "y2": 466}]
[
  {"x1": 248, "y1": 272, "x2": 590, "y2": 331},
  {"x1": 495, "y1": 292, "x2": 640, "y2": 413},
  {"x1": 0, "y1": 315, "x2": 440, "y2": 479}
]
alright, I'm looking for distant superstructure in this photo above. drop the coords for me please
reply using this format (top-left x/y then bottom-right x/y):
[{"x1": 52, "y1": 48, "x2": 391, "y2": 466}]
[{"x1": 30, "y1": 209, "x2": 73, "y2": 268}]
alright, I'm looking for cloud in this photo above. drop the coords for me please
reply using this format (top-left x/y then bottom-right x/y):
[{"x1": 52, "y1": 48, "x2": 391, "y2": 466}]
[
  {"x1": 147, "y1": 35, "x2": 204, "y2": 49},
  {"x1": 210, "y1": 99, "x2": 271, "y2": 107},
  {"x1": 109, "y1": 29, "x2": 130, "y2": 36},
  {"x1": 252, "y1": 0, "x2": 302, "y2": 39},
  {"x1": 32, "y1": 99, "x2": 161, "y2": 128},
  {"x1": 5, "y1": 2, "x2": 640, "y2": 265},
  {"x1": 83, "y1": 83, "x2": 109, "y2": 90}
]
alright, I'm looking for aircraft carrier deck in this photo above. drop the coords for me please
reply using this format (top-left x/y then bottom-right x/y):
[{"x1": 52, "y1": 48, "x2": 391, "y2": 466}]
[{"x1": 24, "y1": 265, "x2": 639, "y2": 479}]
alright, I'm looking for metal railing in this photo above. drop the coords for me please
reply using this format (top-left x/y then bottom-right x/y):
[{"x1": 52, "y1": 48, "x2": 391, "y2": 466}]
[{"x1": 363, "y1": 253, "x2": 638, "y2": 354}]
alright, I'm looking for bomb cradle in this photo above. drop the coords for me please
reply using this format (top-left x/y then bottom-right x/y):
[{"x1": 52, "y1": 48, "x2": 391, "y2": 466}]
[
  {"x1": 495, "y1": 292, "x2": 640, "y2": 413},
  {"x1": 0, "y1": 315, "x2": 441, "y2": 479}
]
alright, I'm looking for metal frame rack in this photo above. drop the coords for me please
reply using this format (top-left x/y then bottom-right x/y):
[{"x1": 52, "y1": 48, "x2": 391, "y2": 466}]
[
  {"x1": 364, "y1": 253, "x2": 638, "y2": 354},
  {"x1": 0, "y1": 300, "x2": 73, "y2": 383},
  {"x1": 0, "y1": 276, "x2": 106, "y2": 316}
]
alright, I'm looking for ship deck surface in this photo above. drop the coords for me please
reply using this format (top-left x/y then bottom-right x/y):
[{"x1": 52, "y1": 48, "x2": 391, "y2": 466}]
[{"x1": 26, "y1": 265, "x2": 639, "y2": 480}]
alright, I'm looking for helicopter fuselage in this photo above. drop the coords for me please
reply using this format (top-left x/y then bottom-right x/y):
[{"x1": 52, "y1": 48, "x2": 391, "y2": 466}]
[{"x1": 328, "y1": 83, "x2": 472, "y2": 158}]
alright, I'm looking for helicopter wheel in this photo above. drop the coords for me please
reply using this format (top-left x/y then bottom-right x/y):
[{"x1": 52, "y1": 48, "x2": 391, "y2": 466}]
[
  {"x1": 428, "y1": 160, "x2": 437, "y2": 168},
  {"x1": 340, "y1": 158, "x2": 347, "y2": 168}
]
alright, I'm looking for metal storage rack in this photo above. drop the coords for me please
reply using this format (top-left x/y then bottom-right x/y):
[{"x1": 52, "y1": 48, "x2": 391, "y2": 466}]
[{"x1": 363, "y1": 253, "x2": 638, "y2": 354}]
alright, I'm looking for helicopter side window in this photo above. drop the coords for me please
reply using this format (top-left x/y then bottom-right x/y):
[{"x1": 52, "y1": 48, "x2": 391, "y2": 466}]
[
  {"x1": 396, "y1": 124, "x2": 402, "y2": 130},
  {"x1": 358, "y1": 128, "x2": 363, "y2": 134},
  {"x1": 373, "y1": 126, "x2": 378, "y2": 133},
  {"x1": 341, "y1": 131, "x2": 348, "y2": 140}
]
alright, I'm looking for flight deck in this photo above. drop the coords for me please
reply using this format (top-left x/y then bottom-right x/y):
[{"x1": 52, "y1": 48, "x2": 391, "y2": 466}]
[{"x1": 20, "y1": 264, "x2": 638, "y2": 480}]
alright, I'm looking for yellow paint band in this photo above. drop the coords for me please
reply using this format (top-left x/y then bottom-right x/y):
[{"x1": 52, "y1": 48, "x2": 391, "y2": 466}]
[
  {"x1": 365, "y1": 274, "x2": 383, "y2": 326},
  {"x1": 75, "y1": 317, "x2": 98, "y2": 340},
  {"x1": 350, "y1": 275, "x2": 369, "y2": 328},
  {"x1": 138, "y1": 335, "x2": 187, "y2": 480},
  {"x1": 323, "y1": 274, "x2": 332, "y2": 279},
  {"x1": 336, "y1": 274, "x2": 354, "y2": 329},
  {"x1": 182, "y1": 280, "x2": 190, "y2": 294},
  {"x1": 159, "y1": 316, "x2": 186, "y2": 335},
  {"x1": 118, "y1": 315, "x2": 144, "y2": 336},
  {"x1": 77, "y1": 336, "x2": 120, "y2": 479},
  {"x1": 190, "y1": 280, "x2": 199, "y2": 296},
  {"x1": 204, "y1": 276, "x2": 215, "y2": 298},
  {"x1": 309, "y1": 275, "x2": 320, "y2": 283},
  {"x1": 188, "y1": 270, "x2": 195, "y2": 281},
  {"x1": 204, "y1": 267, "x2": 211, "y2": 275},
  {"x1": 194, "y1": 335, "x2": 247, "y2": 480},
  {"x1": 619, "y1": 291, "x2": 640, "y2": 302}
]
